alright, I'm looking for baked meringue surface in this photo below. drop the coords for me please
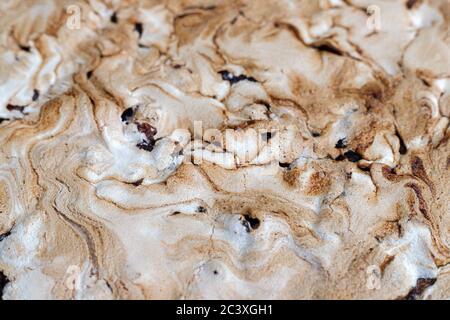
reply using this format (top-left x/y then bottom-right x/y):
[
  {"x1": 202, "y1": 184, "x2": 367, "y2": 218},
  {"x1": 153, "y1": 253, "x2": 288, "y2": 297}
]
[{"x1": 0, "y1": 0, "x2": 449, "y2": 300}]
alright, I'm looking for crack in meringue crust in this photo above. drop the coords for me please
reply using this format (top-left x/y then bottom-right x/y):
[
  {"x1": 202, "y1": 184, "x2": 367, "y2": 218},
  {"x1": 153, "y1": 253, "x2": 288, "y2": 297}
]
[{"x1": 0, "y1": 0, "x2": 449, "y2": 300}]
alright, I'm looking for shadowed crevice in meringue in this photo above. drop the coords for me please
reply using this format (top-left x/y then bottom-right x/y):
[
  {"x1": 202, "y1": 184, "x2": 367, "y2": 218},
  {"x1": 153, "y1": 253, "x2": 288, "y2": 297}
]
[
  {"x1": 406, "y1": 0, "x2": 420, "y2": 10},
  {"x1": 405, "y1": 182, "x2": 431, "y2": 221},
  {"x1": 410, "y1": 156, "x2": 435, "y2": 193},
  {"x1": 19, "y1": 45, "x2": 31, "y2": 52},
  {"x1": 131, "y1": 178, "x2": 144, "y2": 186},
  {"x1": 313, "y1": 43, "x2": 343, "y2": 56},
  {"x1": 359, "y1": 164, "x2": 372, "y2": 172},
  {"x1": 0, "y1": 230, "x2": 11, "y2": 242},
  {"x1": 395, "y1": 129, "x2": 408, "y2": 154}
]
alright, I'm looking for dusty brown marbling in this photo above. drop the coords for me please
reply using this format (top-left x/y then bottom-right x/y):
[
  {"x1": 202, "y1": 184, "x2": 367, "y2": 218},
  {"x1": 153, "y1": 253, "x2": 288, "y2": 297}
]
[{"x1": 0, "y1": 0, "x2": 449, "y2": 299}]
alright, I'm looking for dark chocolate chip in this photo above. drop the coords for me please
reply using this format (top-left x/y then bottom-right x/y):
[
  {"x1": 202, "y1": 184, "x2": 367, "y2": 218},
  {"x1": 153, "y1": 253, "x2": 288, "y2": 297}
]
[
  {"x1": 32, "y1": 89, "x2": 39, "y2": 101},
  {"x1": 218, "y1": 70, "x2": 257, "y2": 85},
  {"x1": 121, "y1": 107, "x2": 135, "y2": 122},
  {"x1": 335, "y1": 138, "x2": 347, "y2": 149},
  {"x1": 136, "y1": 122, "x2": 157, "y2": 152},
  {"x1": 87, "y1": 70, "x2": 93, "y2": 79},
  {"x1": 344, "y1": 150, "x2": 362, "y2": 162},
  {"x1": 6, "y1": 104, "x2": 25, "y2": 112},
  {"x1": 197, "y1": 206, "x2": 207, "y2": 213},
  {"x1": 134, "y1": 22, "x2": 143, "y2": 38},
  {"x1": 278, "y1": 162, "x2": 291, "y2": 168},
  {"x1": 311, "y1": 132, "x2": 321, "y2": 137},
  {"x1": 110, "y1": 12, "x2": 118, "y2": 23},
  {"x1": 242, "y1": 213, "x2": 260, "y2": 232},
  {"x1": 136, "y1": 141, "x2": 154, "y2": 152},
  {"x1": 219, "y1": 70, "x2": 233, "y2": 81},
  {"x1": 137, "y1": 122, "x2": 157, "y2": 139},
  {"x1": 261, "y1": 131, "x2": 273, "y2": 142}
]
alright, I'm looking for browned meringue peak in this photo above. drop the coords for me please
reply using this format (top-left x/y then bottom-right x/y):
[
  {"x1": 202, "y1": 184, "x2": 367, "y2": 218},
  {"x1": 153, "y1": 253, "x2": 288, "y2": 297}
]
[
  {"x1": 0, "y1": 0, "x2": 101, "y2": 121},
  {"x1": 277, "y1": 0, "x2": 446, "y2": 77},
  {"x1": 0, "y1": 0, "x2": 450, "y2": 300},
  {"x1": 404, "y1": 24, "x2": 450, "y2": 78}
]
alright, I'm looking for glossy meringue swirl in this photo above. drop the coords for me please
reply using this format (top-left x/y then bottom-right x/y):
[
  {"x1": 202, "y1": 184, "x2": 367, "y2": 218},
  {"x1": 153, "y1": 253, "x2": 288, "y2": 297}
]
[{"x1": 0, "y1": 0, "x2": 449, "y2": 299}]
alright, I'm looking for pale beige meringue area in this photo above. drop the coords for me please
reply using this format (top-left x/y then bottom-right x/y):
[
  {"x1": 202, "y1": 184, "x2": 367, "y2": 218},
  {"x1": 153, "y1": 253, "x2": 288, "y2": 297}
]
[{"x1": 0, "y1": 0, "x2": 449, "y2": 300}]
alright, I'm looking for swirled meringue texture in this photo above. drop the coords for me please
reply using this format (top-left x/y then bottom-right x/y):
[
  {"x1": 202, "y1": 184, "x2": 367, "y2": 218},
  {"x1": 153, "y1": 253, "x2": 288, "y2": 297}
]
[{"x1": 0, "y1": 0, "x2": 449, "y2": 300}]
